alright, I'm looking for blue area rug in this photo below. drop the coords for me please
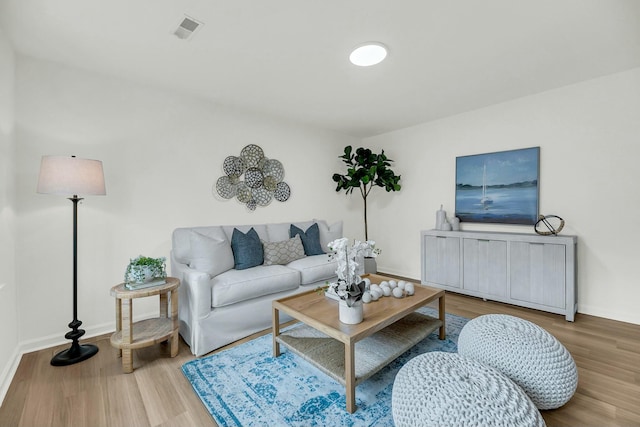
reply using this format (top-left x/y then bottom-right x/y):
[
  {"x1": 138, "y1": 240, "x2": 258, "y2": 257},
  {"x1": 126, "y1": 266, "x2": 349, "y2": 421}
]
[{"x1": 182, "y1": 307, "x2": 468, "y2": 427}]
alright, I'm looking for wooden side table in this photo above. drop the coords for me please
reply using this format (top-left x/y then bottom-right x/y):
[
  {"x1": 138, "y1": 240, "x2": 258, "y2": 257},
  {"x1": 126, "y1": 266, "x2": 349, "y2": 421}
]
[{"x1": 110, "y1": 277, "x2": 180, "y2": 373}]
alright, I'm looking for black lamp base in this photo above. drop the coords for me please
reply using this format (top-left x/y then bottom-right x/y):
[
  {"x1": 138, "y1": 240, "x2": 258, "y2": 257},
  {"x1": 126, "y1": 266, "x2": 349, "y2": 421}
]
[{"x1": 51, "y1": 343, "x2": 99, "y2": 366}]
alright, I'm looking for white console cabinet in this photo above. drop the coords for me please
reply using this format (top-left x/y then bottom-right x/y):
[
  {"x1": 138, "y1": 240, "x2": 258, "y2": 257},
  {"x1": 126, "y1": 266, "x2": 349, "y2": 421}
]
[{"x1": 421, "y1": 230, "x2": 577, "y2": 321}]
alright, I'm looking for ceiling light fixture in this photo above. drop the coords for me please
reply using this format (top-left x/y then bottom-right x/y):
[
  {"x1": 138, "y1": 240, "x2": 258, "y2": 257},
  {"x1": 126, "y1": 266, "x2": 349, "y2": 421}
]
[{"x1": 349, "y1": 42, "x2": 388, "y2": 67}]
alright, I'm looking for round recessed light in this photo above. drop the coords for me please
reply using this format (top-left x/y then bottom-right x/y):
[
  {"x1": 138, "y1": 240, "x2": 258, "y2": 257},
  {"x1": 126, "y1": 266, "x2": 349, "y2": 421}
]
[{"x1": 349, "y1": 43, "x2": 388, "y2": 67}]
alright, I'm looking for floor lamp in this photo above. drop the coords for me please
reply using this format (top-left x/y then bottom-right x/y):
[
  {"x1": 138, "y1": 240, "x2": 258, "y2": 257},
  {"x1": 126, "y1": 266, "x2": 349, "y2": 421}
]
[{"x1": 37, "y1": 155, "x2": 106, "y2": 366}]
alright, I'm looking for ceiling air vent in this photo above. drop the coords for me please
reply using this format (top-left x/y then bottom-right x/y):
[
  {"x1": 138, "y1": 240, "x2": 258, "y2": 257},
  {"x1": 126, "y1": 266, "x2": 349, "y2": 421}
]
[{"x1": 173, "y1": 15, "x2": 203, "y2": 40}]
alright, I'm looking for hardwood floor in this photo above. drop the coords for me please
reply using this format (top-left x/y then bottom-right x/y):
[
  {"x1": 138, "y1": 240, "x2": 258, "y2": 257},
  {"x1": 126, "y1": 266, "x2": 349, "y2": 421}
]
[{"x1": 1, "y1": 291, "x2": 639, "y2": 426}]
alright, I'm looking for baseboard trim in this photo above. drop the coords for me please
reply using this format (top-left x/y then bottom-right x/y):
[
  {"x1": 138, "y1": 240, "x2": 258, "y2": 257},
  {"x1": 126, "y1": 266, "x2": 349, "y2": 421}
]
[
  {"x1": 18, "y1": 321, "x2": 115, "y2": 355},
  {"x1": 577, "y1": 303, "x2": 640, "y2": 326},
  {"x1": 0, "y1": 348, "x2": 21, "y2": 407},
  {"x1": 376, "y1": 268, "x2": 419, "y2": 282},
  {"x1": 0, "y1": 311, "x2": 157, "y2": 406}
]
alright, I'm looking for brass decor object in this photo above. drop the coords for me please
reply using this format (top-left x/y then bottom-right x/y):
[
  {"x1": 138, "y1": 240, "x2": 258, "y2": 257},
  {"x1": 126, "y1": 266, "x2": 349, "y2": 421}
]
[{"x1": 534, "y1": 214, "x2": 565, "y2": 236}]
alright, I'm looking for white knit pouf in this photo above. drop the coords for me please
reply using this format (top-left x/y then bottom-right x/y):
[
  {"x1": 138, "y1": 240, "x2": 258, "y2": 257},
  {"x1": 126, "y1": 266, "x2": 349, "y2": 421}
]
[
  {"x1": 392, "y1": 352, "x2": 545, "y2": 427},
  {"x1": 458, "y1": 314, "x2": 577, "y2": 410}
]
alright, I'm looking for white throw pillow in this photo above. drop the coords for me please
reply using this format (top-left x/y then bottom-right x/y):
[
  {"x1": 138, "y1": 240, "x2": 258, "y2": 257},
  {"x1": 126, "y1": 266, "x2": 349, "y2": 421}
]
[
  {"x1": 189, "y1": 230, "x2": 235, "y2": 276},
  {"x1": 314, "y1": 219, "x2": 344, "y2": 251}
]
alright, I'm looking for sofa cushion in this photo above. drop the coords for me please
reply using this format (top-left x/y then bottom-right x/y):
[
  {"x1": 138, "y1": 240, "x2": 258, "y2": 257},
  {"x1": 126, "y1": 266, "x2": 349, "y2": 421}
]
[
  {"x1": 267, "y1": 220, "x2": 314, "y2": 242},
  {"x1": 211, "y1": 265, "x2": 300, "y2": 307},
  {"x1": 290, "y1": 223, "x2": 325, "y2": 256},
  {"x1": 188, "y1": 230, "x2": 234, "y2": 276},
  {"x1": 172, "y1": 226, "x2": 227, "y2": 264},
  {"x1": 315, "y1": 219, "x2": 343, "y2": 251},
  {"x1": 231, "y1": 227, "x2": 264, "y2": 270},
  {"x1": 263, "y1": 235, "x2": 306, "y2": 266},
  {"x1": 223, "y1": 224, "x2": 269, "y2": 243},
  {"x1": 287, "y1": 254, "x2": 337, "y2": 285}
]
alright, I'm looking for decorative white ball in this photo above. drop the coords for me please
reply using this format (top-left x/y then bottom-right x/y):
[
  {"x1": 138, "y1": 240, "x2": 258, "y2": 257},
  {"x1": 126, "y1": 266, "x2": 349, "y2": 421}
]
[
  {"x1": 363, "y1": 278, "x2": 371, "y2": 287},
  {"x1": 405, "y1": 283, "x2": 415, "y2": 295},
  {"x1": 398, "y1": 281, "x2": 406, "y2": 290},
  {"x1": 380, "y1": 281, "x2": 389, "y2": 287},
  {"x1": 389, "y1": 280, "x2": 397, "y2": 288},
  {"x1": 371, "y1": 289, "x2": 382, "y2": 300},
  {"x1": 370, "y1": 284, "x2": 381, "y2": 294},
  {"x1": 382, "y1": 286, "x2": 392, "y2": 297},
  {"x1": 392, "y1": 287, "x2": 404, "y2": 298},
  {"x1": 362, "y1": 292, "x2": 372, "y2": 303},
  {"x1": 398, "y1": 280, "x2": 406, "y2": 288}
]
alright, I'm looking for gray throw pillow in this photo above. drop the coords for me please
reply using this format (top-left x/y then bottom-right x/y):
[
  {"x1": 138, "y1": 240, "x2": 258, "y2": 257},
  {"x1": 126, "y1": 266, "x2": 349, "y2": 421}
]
[
  {"x1": 290, "y1": 223, "x2": 325, "y2": 256},
  {"x1": 189, "y1": 230, "x2": 235, "y2": 276},
  {"x1": 231, "y1": 227, "x2": 264, "y2": 270},
  {"x1": 262, "y1": 235, "x2": 306, "y2": 266},
  {"x1": 314, "y1": 219, "x2": 343, "y2": 250}
]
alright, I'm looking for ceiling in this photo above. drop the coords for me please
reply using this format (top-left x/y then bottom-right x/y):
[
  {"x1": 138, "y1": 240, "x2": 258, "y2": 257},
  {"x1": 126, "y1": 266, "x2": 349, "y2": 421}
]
[{"x1": 1, "y1": 0, "x2": 640, "y2": 137}]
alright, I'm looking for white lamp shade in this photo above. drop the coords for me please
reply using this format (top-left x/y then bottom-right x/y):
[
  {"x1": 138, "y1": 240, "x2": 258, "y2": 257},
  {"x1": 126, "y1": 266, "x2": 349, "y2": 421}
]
[{"x1": 37, "y1": 155, "x2": 106, "y2": 196}]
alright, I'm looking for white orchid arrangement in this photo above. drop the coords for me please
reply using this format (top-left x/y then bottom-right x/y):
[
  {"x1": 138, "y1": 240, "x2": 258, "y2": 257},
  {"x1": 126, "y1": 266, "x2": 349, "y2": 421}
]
[{"x1": 327, "y1": 238, "x2": 379, "y2": 307}]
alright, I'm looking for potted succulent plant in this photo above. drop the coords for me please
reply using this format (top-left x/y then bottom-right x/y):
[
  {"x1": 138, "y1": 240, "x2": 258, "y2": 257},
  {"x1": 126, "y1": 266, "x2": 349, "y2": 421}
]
[{"x1": 125, "y1": 255, "x2": 167, "y2": 286}]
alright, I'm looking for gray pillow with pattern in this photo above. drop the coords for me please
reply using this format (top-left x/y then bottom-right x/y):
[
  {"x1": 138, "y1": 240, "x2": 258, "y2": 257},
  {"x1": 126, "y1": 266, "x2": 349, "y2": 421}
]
[{"x1": 262, "y1": 235, "x2": 306, "y2": 265}]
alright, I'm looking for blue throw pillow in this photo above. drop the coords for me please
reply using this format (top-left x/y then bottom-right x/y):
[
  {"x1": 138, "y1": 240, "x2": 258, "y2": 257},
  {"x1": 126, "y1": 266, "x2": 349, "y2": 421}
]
[
  {"x1": 290, "y1": 223, "x2": 325, "y2": 256},
  {"x1": 231, "y1": 227, "x2": 264, "y2": 270}
]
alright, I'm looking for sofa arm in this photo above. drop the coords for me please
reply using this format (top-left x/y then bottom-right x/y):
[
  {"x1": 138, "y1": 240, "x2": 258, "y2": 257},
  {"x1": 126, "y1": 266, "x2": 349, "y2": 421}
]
[{"x1": 170, "y1": 251, "x2": 213, "y2": 320}]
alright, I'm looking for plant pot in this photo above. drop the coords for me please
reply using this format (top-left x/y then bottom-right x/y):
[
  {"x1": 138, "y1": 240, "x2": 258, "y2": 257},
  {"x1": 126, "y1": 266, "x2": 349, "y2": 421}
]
[
  {"x1": 126, "y1": 265, "x2": 159, "y2": 284},
  {"x1": 125, "y1": 256, "x2": 167, "y2": 285},
  {"x1": 125, "y1": 263, "x2": 165, "y2": 284},
  {"x1": 339, "y1": 300, "x2": 363, "y2": 324},
  {"x1": 364, "y1": 257, "x2": 377, "y2": 274}
]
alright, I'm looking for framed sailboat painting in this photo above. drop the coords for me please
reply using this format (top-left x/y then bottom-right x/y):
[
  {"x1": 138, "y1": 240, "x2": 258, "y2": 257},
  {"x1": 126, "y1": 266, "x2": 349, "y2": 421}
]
[{"x1": 455, "y1": 147, "x2": 540, "y2": 225}]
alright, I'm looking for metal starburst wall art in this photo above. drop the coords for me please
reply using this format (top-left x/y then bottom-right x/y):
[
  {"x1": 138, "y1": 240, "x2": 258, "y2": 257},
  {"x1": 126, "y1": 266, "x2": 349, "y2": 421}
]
[{"x1": 214, "y1": 144, "x2": 291, "y2": 211}]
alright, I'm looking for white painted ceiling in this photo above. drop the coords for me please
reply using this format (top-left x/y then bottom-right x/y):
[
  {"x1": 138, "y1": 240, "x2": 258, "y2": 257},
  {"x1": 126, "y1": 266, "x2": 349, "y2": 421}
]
[{"x1": 1, "y1": 0, "x2": 640, "y2": 137}]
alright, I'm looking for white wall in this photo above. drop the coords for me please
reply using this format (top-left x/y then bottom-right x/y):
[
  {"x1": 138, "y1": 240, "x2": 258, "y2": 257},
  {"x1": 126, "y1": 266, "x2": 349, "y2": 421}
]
[
  {"x1": 14, "y1": 55, "x2": 361, "y2": 348},
  {"x1": 6, "y1": 47, "x2": 640, "y2": 393},
  {"x1": 0, "y1": 25, "x2": 18, "y2": 403},
  {"x1": 365, "y1": 67, "x2": 640, "y2": 325}
]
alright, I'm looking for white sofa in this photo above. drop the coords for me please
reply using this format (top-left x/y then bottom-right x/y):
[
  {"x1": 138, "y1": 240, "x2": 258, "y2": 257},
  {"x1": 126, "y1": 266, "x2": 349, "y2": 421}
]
[{"x1": 171, "y1": 219, "x2": 342, "y2": 356}]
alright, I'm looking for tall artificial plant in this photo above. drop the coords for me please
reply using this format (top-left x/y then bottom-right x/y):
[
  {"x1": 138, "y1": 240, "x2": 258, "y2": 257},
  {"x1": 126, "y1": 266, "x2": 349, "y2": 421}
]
[{"x1": 332, "y1": 146, "x2": 401, "y2": 241}]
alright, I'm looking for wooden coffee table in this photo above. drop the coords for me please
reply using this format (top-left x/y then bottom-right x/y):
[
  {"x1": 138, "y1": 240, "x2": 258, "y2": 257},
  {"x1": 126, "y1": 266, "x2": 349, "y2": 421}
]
[{"x1": 272, "y1": 273, "x2": 445, "y2": 413}]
